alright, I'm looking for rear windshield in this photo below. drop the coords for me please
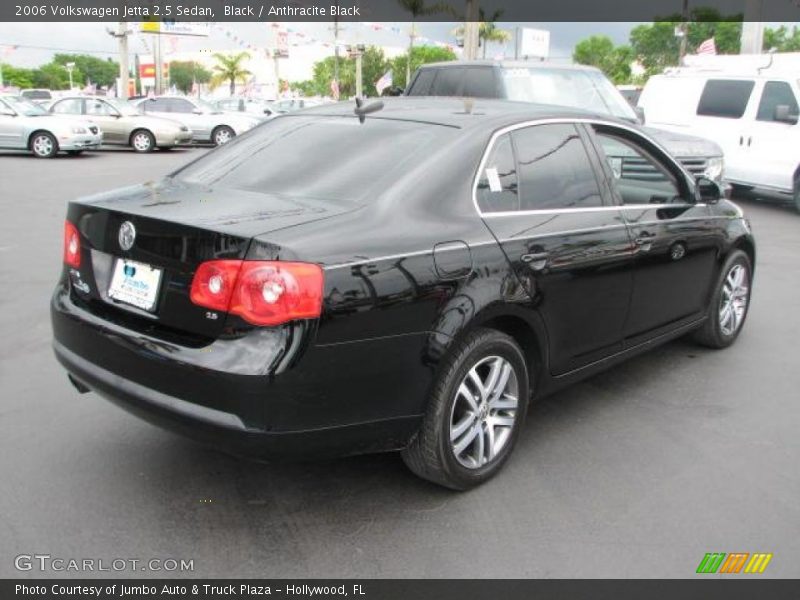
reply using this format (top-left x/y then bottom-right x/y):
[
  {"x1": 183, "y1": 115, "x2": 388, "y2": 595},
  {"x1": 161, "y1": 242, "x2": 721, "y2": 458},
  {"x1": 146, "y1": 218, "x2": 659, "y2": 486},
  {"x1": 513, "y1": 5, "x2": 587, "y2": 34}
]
[
  {"x1": 175, "y1": 116, "x2": 455, "y2": 202},
  {"x1": 500, "y1": 67, "x2": 637, "y2": 121}
]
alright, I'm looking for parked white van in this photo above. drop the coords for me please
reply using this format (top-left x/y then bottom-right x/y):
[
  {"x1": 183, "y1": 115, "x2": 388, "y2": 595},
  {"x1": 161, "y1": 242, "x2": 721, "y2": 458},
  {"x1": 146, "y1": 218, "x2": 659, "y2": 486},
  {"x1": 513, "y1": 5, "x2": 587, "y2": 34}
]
[{"x1": 639, "y1": 69, "x2": 800, "y2": 210}]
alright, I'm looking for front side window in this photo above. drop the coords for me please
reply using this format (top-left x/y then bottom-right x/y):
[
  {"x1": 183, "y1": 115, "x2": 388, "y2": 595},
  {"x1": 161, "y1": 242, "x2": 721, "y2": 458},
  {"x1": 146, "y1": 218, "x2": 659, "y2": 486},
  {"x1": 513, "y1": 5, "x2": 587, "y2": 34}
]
[
  {"x1": 86, "y1": 100, "x2": 116, "y2": 116},
  {"x1": 141, "y1": 98, "x2": 169, "y2": 112},
  {"x1": 476, "y1": 134, "x2": 518, "y2": 213},
  {"x1": 168, "y1": 99, "x2": 196, "y2": 113},
  {"x1": 593, "y1": 130, "x2": 684, "y2": 205},
  {"x1": 51, "y1": 98, "x2": 83, "y2": 115},
  {"x1": 756, "y1": 81, "x2": 799, "y2": 122},
  {"x1": 511, "y1": 123, "x2": 602, "y2": 211},
  {"x1": 697, "y1": 79, "x2": 755, "y2": 119}
]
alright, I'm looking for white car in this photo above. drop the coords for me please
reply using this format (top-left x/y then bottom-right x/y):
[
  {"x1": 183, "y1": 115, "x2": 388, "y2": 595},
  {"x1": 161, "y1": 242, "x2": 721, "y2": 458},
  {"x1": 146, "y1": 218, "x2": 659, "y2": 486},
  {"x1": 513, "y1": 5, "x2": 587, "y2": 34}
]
[
  {"x1": 0, "y1": 95, "x2": 101, "y2": 158},
  {"x1": 134, "y1": 96, "x2": 261, "y2": 145},
  {"x1": 639, "y1": 70, "x2": 800, "y2": 210}
]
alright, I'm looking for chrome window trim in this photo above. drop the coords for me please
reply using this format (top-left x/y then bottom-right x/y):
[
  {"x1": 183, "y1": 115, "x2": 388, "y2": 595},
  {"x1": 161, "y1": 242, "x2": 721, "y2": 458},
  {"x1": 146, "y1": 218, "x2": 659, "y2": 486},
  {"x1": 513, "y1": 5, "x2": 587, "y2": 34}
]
[{"x1": 472, "y1": 117, "x2": 698, "y2": 218}]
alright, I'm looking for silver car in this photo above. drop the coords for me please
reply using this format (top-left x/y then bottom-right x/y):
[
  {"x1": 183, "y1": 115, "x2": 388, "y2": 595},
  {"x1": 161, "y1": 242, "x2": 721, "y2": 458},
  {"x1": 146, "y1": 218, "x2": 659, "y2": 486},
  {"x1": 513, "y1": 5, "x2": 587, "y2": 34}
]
[
  {"x1": 49, "y1": 96, "x2": 192, "y2": 153},
  {"x1": 212, "y1": 97, "x2": 285, "y2": 121},
  {"x1": 0, "y1": 95, "x2": 101, "y2": 158},
  {"x1": 135, "y1": 96, "x2": 261, "y2": 145}
]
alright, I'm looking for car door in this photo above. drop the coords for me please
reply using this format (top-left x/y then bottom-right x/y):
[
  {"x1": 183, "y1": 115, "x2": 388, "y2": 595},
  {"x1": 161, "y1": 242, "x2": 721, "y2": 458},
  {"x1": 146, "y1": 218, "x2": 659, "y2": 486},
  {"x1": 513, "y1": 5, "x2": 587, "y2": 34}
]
[
  {"x1": 740, "y1": 79, "x2": 800, "y2": 191},
  {"x1": 167, "y1": 98, "x2": 209, "y2": 139},
  {"x1": 586, "y1": 123, "x2": 719, "y2": 345},
  {"x1": 693, "y1": 78, "x2": 757, "y2": 186},
  {"x1": 476, "y1": 122, "x2": 635, "y2": 375},
  {"x1": 85, "y1": 99, "x2": 125, "y2": 144},
  {"x1": 0, "y1": 98, "x2": 25, "y2": 148}
]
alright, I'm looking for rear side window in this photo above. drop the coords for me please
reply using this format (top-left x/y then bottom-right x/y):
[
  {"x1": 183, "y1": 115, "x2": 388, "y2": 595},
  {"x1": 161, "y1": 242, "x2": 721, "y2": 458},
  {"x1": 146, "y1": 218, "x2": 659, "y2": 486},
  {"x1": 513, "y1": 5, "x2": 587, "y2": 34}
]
[
  {"x1": 431, "y1": 68, "x2": 464, "y2": 96},
  {"x1": 511, "y1": 124, "x2": 602, "y2": 211},
  {"x1": 463, "y1": 68, "x2": 497, "y2": 98},
  {"x1": 477, "y1": 134, "x2": 518, "y2": 213},
  {"x1": 756, "y1": 81, "x2": 799, "y2": 122},
  {"x1": 51, "y1": 98, "x2": 83, "y2": 115},
  {"x1": 697, "y1": 79, "x2": 755, "y2": 119},
  {"x1": 408, "y1": 69, "x2": 436, "y2": 95}
]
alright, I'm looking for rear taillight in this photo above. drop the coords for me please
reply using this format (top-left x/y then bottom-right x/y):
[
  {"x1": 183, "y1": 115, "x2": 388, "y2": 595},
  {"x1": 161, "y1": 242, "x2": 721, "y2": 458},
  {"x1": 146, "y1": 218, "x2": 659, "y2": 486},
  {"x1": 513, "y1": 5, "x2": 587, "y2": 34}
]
[
  {"x1": 64, "y1": 220, "x2": 81, "y2": 268},
  {"x1": 190, "y1": 260, "x2": 324, "y2": 327}
]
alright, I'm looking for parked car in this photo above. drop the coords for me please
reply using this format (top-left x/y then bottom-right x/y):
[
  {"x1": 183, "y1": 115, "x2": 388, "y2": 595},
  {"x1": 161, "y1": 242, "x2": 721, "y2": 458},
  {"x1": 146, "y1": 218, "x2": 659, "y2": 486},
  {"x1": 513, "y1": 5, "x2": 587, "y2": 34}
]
[
  {"x1": 20, "y1": 88, "x2": 53, "y2": 105},
  {"x1": 48, "y1": 96, "x2": 192, "y2": 152},
  {"x1": 212, "y1": 97, "x2": 285, "y2": 120},
  {"x1": 51, "y1": 98, "x2": 754, "y2": 489},
  {"x1": 638, "y1": 70, "x2": 800, "y2": 211},
  {"x1": 406, "y1": 61, "x2": 725, "y2": 183},
  {"x1": 134, "y1": 96, "x2": 261, "y2": 145},
  {"x1": 0, "y1": 95, "x2": 101, "y2": 158}
]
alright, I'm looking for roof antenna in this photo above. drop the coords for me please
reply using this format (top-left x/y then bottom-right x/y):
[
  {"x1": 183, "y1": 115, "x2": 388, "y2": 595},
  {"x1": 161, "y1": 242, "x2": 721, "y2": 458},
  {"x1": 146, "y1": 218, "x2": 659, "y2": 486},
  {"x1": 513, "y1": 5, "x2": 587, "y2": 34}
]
[{"x1": 354, "y1": 96, "x2": 384, "y2": 123}]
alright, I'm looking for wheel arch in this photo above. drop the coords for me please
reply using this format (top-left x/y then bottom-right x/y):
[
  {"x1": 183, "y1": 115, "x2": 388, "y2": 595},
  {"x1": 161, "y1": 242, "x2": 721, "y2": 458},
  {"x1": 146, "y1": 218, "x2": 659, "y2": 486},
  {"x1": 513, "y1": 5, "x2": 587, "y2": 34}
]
[
  {"x1": 128, "y1": 127, "x2": 154, "y2": 146},
  {"x1": 27, "y1": 129, "x2": 57, "y2": 151}
]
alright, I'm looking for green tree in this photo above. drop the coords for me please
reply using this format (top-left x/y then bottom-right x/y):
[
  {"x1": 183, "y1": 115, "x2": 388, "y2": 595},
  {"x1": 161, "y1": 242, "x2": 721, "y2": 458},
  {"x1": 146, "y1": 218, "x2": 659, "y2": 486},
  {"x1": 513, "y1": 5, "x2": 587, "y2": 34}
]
[
  {"x1": 211, "y1": 52, "x2": 251, "y2": 96},
  {"x1": 169, "y1": 61, "x2": 211, "y2": 94},
  {"x1": 306, "y1": 46, "x2": 390, "y2": 98},
  {"x1": 573, "y1": 35, "x2": 634, "y2": 85},
  {"x1": 0, "y1": 64, "x2": 36, "y2": 89},
  {"x1": 398, "y1": 0, "x2": 453, "y2": 85},
  {"x1": 764, "y1": 25, "x2": 800, "y2": 52},
  {"x1": 389, "y1": 45, "x2": 457, "y2": 90},
  {"x1": 52, "y1": 54, "x2": 119, "y2": 87},
  {"x1": 33, "y1": 62, "x2": 83, "y2": 90},
  {"x1": 630, "y1": 10, "x2": 742, "y2": 76}
]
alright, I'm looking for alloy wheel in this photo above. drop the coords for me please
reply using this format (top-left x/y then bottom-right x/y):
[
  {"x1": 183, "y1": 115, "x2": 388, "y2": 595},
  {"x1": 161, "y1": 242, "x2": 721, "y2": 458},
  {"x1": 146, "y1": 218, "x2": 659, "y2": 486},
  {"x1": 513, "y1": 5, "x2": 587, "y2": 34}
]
[
  {"x1": 214, "y1": 127, "x2": 233, "y2": 145},
  {"x1": 719, "y1": 264, "x2": 749, "y2": 336},
  {"x1": 32, "y1": 134, "x2": 54, "y2": 157},
  {"x1": 449, "y1": 355, "x2": 519, "y2": 469},
  {"x1": 132, "y1": 132, "x2": 152, "y2": 152}
]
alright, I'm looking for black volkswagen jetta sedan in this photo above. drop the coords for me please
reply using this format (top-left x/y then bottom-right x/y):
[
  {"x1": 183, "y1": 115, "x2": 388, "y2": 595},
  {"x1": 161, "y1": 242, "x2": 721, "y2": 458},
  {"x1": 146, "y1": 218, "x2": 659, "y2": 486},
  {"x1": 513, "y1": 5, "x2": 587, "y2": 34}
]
[{"x1": 52, "y1": 98, "x2": 755, "y2": 490}]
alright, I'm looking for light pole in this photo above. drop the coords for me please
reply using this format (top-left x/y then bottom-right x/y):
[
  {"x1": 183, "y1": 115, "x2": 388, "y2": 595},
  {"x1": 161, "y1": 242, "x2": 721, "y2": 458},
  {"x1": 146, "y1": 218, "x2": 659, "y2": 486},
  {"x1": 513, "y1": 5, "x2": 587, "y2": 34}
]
[{"x1": 65, "y1": 62, "x2": 75, "y2": 90}]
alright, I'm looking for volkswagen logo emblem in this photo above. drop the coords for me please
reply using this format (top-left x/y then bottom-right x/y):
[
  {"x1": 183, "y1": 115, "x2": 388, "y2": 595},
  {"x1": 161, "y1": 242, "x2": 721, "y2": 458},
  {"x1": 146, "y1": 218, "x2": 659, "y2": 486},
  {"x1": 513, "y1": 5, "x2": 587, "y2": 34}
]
[{"x1": 118, "y1": 221, "x2": 136, "y2": 251}]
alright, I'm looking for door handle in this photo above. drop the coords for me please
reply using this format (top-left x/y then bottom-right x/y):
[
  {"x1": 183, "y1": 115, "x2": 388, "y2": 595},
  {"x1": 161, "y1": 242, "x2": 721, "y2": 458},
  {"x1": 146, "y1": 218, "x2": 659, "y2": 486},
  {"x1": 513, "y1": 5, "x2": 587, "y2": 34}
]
[
  {"x1": 747, "y1": 136, "x2": 752, "y2": 147},
  {"x1": 521, "y1": 252, "x2": 549, "y2": 270},
  {"x1": 634, "y1": 232, "x2": 656, "y2": 250}
]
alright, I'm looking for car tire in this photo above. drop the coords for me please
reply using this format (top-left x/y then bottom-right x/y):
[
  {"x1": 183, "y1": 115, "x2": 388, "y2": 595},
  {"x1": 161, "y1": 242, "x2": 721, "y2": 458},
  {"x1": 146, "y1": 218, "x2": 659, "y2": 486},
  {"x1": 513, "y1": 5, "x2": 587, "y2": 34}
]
[
  {"x1": 793, "y1": 175, "x2": 800, "y2": 213},
  {"x1": 692, "y1": 249, "x2": 752, "y2": 349},
  {"x1": 130, "y1": 129, "x2": 155, "y2": 153},
  {"x1": 30, "y1": 131, "x2": 58, "y2": 158},
  {"x1": 212, "y1": 125, "x2": 235, "y2": 146},
  {"x1": 401, "y1": 328, "x2": 529, "y2": 490}
]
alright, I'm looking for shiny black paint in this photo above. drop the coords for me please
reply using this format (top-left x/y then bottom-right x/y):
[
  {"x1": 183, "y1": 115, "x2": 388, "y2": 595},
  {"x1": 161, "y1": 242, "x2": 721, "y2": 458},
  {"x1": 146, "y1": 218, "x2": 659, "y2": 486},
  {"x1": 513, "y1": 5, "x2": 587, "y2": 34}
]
[{"x1": 51, "y1": 99, "x2": 755, "y2": 458}]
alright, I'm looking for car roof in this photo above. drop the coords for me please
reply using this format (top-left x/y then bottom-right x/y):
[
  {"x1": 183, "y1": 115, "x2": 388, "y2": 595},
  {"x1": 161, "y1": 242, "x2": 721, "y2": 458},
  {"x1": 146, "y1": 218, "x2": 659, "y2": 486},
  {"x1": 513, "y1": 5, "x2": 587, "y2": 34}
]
[
  {"x1": 291, "y1": 96, "x2": 626, "y2": 133},
  {"x1": 415, "y1": 60, "x2": 601, "y2": 73}
]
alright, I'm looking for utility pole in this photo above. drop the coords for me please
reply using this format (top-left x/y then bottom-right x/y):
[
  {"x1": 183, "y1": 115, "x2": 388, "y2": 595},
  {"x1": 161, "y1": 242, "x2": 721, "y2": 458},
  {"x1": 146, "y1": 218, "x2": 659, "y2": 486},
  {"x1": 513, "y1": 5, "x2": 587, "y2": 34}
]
[
  {"x1": 352, "y1": 44, "x2": 365, "y2": 97},
  {"x1": 333, "y1": 5, "x2": 340, "y2": 85},
  {"x1": 463, "y1": 0, "x2": 481, "y2": 61},
  {"x1": 406, "y1": 22, "x2": 416, "y2": 87},
  {"x1": 154, "y1": 32, "x2": 163, "y2": 95},
  {"x1": 678, "y1": 0, "x2": 690, "y2": 65},
  {"x1": 107, "y1": 22, "x2": 130, "y2": 98},
  {"x1": 65, "y1": 62, "x2": 75, "y2": 90},
  {"x1": 741, "y1": 0, "x2": 765, "y2": 54}
]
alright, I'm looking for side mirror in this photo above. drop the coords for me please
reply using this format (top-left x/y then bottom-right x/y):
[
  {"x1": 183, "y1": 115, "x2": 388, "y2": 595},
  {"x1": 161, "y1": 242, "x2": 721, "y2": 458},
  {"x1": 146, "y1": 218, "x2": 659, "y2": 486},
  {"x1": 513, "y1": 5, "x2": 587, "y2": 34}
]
[
  {"x1": 634, "y1": 106, "x2": 646, "y2": 124},
  {"x1": 774, "y1": 104, "x2": 798, "y2": 124},
  {"x1": 695, "y1": 176, "x2": 725, "y2": 204},
  {"x1": 386, "y1": 86, "x2": 405, "y2": 97},
  {"x1": 192, "y1": 109, "x2": 203, "y2": 115},
  {"x1": 111, "y1": 111, "x2": 122, "y2": 118},
  {"x1": 0, "y1": 108, "x2": 16, "y2": 117}
]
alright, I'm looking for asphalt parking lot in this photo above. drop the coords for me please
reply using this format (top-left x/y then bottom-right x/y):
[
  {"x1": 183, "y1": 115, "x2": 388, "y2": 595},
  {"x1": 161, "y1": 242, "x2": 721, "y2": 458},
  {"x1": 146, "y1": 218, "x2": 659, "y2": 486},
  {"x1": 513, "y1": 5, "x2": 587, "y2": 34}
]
[{"x1": 1, "y1": 147, "x2": 798, "y2": 579}]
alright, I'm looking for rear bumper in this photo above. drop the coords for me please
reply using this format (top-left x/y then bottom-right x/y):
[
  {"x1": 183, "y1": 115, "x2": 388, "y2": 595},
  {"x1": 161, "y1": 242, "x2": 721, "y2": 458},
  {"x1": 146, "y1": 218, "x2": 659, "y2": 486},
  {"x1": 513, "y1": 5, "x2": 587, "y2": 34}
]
[{"x1": 51, "y1": 283, "x2": 426, "y2": 458}]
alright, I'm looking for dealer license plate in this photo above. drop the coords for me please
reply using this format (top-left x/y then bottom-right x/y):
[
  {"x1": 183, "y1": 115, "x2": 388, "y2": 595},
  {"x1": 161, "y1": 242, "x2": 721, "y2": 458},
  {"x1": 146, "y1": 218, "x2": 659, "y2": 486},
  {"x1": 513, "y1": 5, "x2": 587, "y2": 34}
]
[{"x1": 108, "y1": 258, "x2": 162, "y2": 312}]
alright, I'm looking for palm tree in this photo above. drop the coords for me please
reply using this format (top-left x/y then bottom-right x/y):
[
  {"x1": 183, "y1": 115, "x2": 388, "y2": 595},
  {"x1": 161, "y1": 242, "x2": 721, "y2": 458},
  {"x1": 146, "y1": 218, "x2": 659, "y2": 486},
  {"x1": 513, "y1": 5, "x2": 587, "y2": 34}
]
[
  {"x1": 479, "y1": 10, "x2": 511, "y2": 58},
  {"x1": 398, "y1": 0, "x2": 453, "y2": 86},
  {"x1": 211, "y1": 52, "x2": 251, "y2": 96},
  {"x1": 453, "y1": 9, "x2": 511, "y2": 59}
]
